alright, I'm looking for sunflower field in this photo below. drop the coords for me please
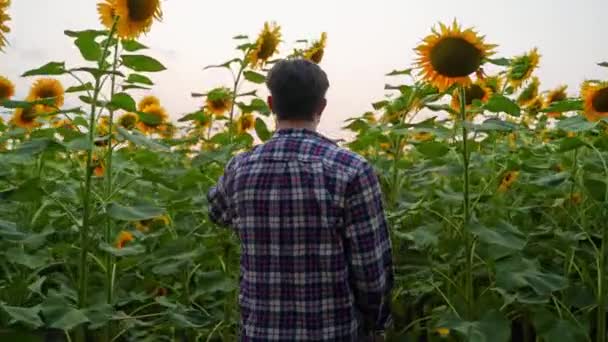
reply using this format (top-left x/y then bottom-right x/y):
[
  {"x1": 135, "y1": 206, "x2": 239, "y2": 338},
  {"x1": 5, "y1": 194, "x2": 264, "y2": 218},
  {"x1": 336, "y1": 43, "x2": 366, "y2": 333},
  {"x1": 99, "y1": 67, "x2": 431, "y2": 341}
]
[{"x1": 1, "y1": 1, "x2": 608, "y2": 341}]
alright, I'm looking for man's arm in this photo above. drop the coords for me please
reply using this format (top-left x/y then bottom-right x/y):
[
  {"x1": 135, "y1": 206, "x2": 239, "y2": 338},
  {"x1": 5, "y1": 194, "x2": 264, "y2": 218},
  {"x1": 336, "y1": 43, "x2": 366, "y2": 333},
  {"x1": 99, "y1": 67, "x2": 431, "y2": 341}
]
[
  {"x1": 343, "y1": 162, "x2": 393, "y2": 333},
  {"x1": 207, "y1": 159, "x2": 237, "y2": 228}
]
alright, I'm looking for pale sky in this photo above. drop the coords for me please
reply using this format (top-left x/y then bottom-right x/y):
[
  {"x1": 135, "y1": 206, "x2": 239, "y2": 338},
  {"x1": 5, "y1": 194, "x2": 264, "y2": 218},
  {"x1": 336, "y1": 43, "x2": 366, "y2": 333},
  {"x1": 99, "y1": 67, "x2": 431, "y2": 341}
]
[{"x1": 1, "y1": 0, "x2": 607, "y2": 138}]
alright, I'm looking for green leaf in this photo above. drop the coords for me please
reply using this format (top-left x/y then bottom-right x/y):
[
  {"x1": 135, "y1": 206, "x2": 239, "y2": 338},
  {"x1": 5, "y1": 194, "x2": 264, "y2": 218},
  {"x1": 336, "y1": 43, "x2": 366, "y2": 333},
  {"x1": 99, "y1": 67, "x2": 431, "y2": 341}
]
[
  {"x1": 99, "y1": 243, "x2": 146, "y2": 257},
  {"x1": 532, "y1": 172, "x2": 570, "y2": 187},
  {"x1": 63, "y1": 136, "x2": 92, "y2": 151},
  {"x1": 469, "y1": 221, "x2": 525, "y2": 251},
  {"x1": 484, "y1": 94, "x2": 521, "y2": 116},
  {"x1": 233, "y1": 35, "x2": 248, "y2": 40},
  {"x1": 22, "y1": 62, "x2": 67, "y2": 77},
  {"x1": 109, "y1": 93, "x2": 136, "y2": 112},
  {"x1": 0, "y1": 219, "x2": 26, "y2": 240},
  {"x1": 372, "y1": 101, "x2": 389, "y2": 110},
  {"x1": 415, "y1": 141, "x2": 450, "y2": 158},
  {"x1": 238, "y1": 98, "x2": 270, "y2": 115},
  {"x1": 203, "y1": 58, "x2": 241, "y2": 70},
  {"x1": 121, "y1": 40, "x2": 148, "y2": 52},
  {"x1": 437, "y1": 310, "x2": 510, "y2": 342},
  {"x1": 558, "y1": 137, "x2": 586, "y2": 152},
  {"x1": 126, "y1": 73, "x2": 154, "y2": 85},
  {"x1": 71, "y1": 67, "x2": 124, "y2": 79},
  {"x1": 243, "y1": 70, "x2": 266, "y2": 84},
  {"x1": 476, "y1": 118, "x2": 519, "y2": 132},
  {"x1": 116, "y1": 127, "x2": 169, "y2": 151},
  {"x1": 598, "y1": 62, "x2": 608, "y2": 68},
  {"x1": 65, "y1": 83, "x2": 94, "y2": 93},
  {"x1": 488, "y1": 57, "x2": 511, "y2": 66},
  {"x1": 193, "y1": 271, "x2": 236, "y2": 294},
  {"x1": 1, "y1": 305, "x2": 43, "y2": 329},
  {"x1": 42, "y1": 302, "x2": 89, "y2": 331},
  {"x1": 541, "y1": 99, "x2": 583, "y2": 113},
  {"x1": 386, "y1": 69, "x2": 412, "y2": 76},
  {"x1": 66, "y1": 30, "x2": 103, "y2": 61},
  {"x1": 107, "y1": 203, "x2": 164, "y2": 221},
  {"x1": 122, "y1": 84, "x2": 150, "y2": 91},
  {"x1": 255, "y1": 118, "x2": 272, "y2": 142},
  {"x1": 1, "y1": 98, "x2": 54, "y2": 109},
  {"x1": 556, "y1": 116, "x2": 596, "y2": 132},
  {"x1": 496, "y1": 256, "x2": 567, "y2": 295},
  {"x1": 584, "y1": 174, "x2": 607, "y2": 202},
  {"x1": 122, "y1": 54, "x2": 166, "y2": 72}
]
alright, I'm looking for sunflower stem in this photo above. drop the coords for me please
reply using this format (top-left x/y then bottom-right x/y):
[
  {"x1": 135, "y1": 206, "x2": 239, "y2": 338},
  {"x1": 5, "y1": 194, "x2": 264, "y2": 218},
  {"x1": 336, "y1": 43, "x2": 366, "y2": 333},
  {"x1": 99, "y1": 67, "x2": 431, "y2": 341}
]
[
  {"x1": 76, "y1": 17, "x2": 117, "y2": 342},
  {"x1": 459, "y1": 85, "x2": 474, "y2": 319},
  {"x1": 228, "y1": 61, "x2": 246, "y2": 144}
]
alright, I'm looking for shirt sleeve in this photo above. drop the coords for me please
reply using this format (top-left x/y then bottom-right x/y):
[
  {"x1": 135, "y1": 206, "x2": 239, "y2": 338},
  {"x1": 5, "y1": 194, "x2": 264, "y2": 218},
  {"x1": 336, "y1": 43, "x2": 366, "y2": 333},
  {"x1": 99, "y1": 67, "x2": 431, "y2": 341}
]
[
  {"x1": 343, "y1": 162, "x2": 394, "y2": 332},
  {"x1": 207, "y1": 158, "x2": 237, "y2": 228}
]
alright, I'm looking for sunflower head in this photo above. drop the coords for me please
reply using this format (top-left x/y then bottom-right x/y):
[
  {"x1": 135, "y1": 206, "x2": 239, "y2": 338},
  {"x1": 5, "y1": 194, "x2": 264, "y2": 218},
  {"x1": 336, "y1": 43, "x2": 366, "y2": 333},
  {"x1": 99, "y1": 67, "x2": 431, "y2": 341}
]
[
  {"x1": 415, "y1": 20, "x2": 496, "y2": 91},
  {"x1": 451, "y1": 81, "x2": 493, "y2": 111},
  {"x1": 507, "y1": 48, "x2": 540, "y2": 89},
  {"x1": 159, "y1": 122, "x2": 176, "y2": 139},
  {"x1": 544, "y1": 85, "x2": 568, "y2": 118},
  {"x1": 135, "y1": 215, "x2": 170, "y2": 233},
  {"x1": 52, "y1": 118, "x2": 75, "y2": 130},
  {"x1": 137, "y1": 103, "x2": 168, "y2": 134},
  {"x1": 436, "y1": 328, "x2": 450, "y2": 338},
  {"x1": 118, "y1": 112, "x2": 139, "y2": 130},
  {"x1": 525, "y1": 96, "x2": 544, "y2": 116},
  {"x1": 517, "y1": 77, "x2": 540, "y2": 107},
  {"x1": 0, "y1": 75, "x2": 14, "y2": 100},
  {"x1": 138, "y1": 95, "x2": 160, "y2": 111},
  {"x1": 11, "y1": 104, "x2": 43, "y2": 129},
  {"x1": 413, "y1": 132, "x2": 434, "y2": 142},
  {"x1": 483, "y1": 75, "x2": 504, "y2": 94},
  {"x1": 92, "y1": 154, "x2": 105, "y2": 177},
  {"x1": 498, "y1": 171, "x2": 519, "y2": 192},
  {"x1": 236, "y1": 113, "x2": 255, "y2": 134},
  {"x1": 581, "y1": 81, "x2": 608, "y2": 122},
  {"x1": 248, "y1": 22, "x2": 282, "y2": 69},
  {"x1": 362, "y1": 112, "x2": 377, "y2": 125},
  {"x1": 303, "y1": 32, "x2": 327, "y2": 64},
  {"x1": 115, "y1": 230, "x2": 134, "y2": 249},
  {"x1": 103, "y1": 0, "x2": 163, "y2": 39},
  {"x1": 0, "y1": 0, "x2": 11, "y2": 52},
  {"x1": 205, "y1": 87, "x2": 233, "y2": 117},
  {"x1": 29, "y1": 78, "x2": 64, "y2": 110}
]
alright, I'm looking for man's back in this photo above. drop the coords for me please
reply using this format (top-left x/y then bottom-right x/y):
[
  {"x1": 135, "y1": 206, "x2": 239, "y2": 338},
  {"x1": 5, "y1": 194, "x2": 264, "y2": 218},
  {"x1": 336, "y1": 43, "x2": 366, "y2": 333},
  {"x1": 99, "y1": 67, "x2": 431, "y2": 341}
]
[{"x1": 208, "y1": 128, "x2": 393, "y2": 341}]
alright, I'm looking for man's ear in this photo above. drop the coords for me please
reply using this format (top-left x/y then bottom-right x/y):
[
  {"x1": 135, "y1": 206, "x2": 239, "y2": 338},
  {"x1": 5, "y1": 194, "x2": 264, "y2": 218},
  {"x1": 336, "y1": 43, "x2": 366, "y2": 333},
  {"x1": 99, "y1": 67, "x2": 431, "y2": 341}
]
[{"x1": 267, "y1": 96, "x2": 273, "y2": 113}]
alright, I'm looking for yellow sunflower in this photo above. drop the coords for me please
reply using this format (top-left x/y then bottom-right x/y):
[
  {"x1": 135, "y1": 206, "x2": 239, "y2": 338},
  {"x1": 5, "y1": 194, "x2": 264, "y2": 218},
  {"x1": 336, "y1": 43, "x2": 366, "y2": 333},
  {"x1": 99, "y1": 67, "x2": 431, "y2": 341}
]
[
  {"x1": 52, "y1": 118, "x2": 75, "y2": 130},
  {"x1": 0, "y1": 0, "x2": 10, "y2": 51},
  {"x1": 97, "y1": 116, "x2": 111, "y2": 136},
  {"x1": 544, "y1": 85, "x2": 568, "y2": 118},
  {"x1": 0, "y1": 75, "x2": 14, "y2": 100},
  {"x1": 135, "y1": 215, "x2": 170, "y2": 233},
  {"x1": 415, "y1": 20, "x2": 496, "y2": 91},
  {"x1": 517, "y1": 77, "x2": 540, "y2": 107},
  {"x1": 98, "y1": 0, "x2": 162, "y2": 39},
  {"x1": 498, "y1": 171, "x2": 519, "y2": 193},
  {"x1": 92, "y1": 154, "x2": 105, "y2": 177},
  {"x1": 436, "y1": 327, "x2": 450, "y2": 338},
  {"x1": 11, "y1": 105, "x2": 43, "y2": 129},
  {"x1": 118, "y1": 112, "x2": 138, "y2": 129},
  {"x1": 451, "y1": 81, "x2": 493, "y2": 111},
  {"x1": 581, "y1": 81, "x2": 608, "y2": 122},
  {"x1": 413, "y1": 132, "x2": 434, "y2": 142},
  {"x1": 236, "y1": 113, "x2": 255, "y2": 134},
  {"x1": 115, "y1": 230, "x2": 134, "y2": 249},
  {"x1": 28, "y1": 78, "x2": 64, "y2": 110},
  {"x1": 507, "y1": 48, "x2": 540, "y2": 90},
  {"x1": 483, "y1": 75, "x2": 504, "y2": 94},
  {"x1": 159, "y1": 122, "x2": 176, "y2": 139},
  {"x1": 303, "y1": 32, "x2": 327, "y2": 64},
  {"x1": 138, "y1": 95, "x2": 160, "y2": 111},
  {"x1": 205, "y1": 87, "x2": 233, "y2": 117},
  {"x1": 362, "y1": 112, "x2": 377, "y2": 125},
  {"x1": 248, "y1": 22, "x2": 281, "y2": 69},
  {"x1": 136, "y1": 103, "x2": 168, "y2": 133},
  {"x1": 525, "y1": 96, "x2": 544, "y2": 116}
]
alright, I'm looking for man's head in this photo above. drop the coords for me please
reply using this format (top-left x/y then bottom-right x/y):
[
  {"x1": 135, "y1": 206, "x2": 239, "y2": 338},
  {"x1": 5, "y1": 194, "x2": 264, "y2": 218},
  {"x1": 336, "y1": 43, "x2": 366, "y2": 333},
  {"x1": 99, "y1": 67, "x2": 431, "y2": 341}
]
[{"x1": 266, "y1": 59, "x2": 330, "y2": 123}]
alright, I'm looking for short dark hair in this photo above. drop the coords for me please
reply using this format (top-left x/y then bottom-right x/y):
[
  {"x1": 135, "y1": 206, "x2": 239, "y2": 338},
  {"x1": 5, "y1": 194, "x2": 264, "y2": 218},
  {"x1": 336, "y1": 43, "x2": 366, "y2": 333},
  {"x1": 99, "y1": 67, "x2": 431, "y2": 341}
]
[{"x1": 266, "y1": 59, "x2": 330, "y2": 121}]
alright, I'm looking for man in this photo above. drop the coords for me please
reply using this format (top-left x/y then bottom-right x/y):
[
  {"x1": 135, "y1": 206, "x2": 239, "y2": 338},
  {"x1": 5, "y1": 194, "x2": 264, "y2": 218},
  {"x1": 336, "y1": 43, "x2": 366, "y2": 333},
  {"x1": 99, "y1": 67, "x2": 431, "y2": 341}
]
[{"x1": 207, "y1": 59, "x2": 393, "y2": 341}]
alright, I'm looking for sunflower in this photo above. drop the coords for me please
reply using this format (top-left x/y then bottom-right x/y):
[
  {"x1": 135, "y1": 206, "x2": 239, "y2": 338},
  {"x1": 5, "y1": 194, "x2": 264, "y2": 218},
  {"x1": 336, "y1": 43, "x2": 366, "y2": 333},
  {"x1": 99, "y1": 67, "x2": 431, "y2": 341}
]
[
  {"x1": 92, "y1": 155, "x2": 105, "y2": 177},
  {"x1": 248, "y1": 22, "x2": 281, "y2": 69},
  {"x1": 159, "y1": 122, "x2": 176, "y2": 139},
  {"x1": 517, "y1": 77, "x2": 540, "y2": 107},
  {"x1": 98, "y1": 0, "x2": 162, "y2": 39},
  {"x1": 415, "y1": 20, "x2": 496, "y2": 91},
  {"x1": 303, "y1": 32, "x2": 327, "y2": 64},
  {"x1": 581, "y1": 81, "x2": 608, "y2": 122},
  {"x1": 483, "y1": 75, "x2": 504, "y2": 94},
  {"x1": 570, "y1": 192, "x2": 583, "y2": 205},
  {"x1": 498, "y1": 171, "x2": 519, "y2": 192},
  {"x1": 413, "y1": 132, "x2": 434, "y2": 142},
  {"x1": 11, "y1": 105, "x2": 43, "y2": 129},
  {"x1": 526, "y1": 96, "x2": 544, "y2": 115},
  {"x1": 451, "y1": 81, "x2": 493, "y2": 111},
  {"x1": 544, "y1": 85, "x2": 568, "y2": 118},
  {"x1": 205, "y1": 87, "x2": 232, "y2": 117},
  {"x1": 135, "y1": 215, "x2": 170, "y2": 233},
  {"x1": 136, "y1": 103, "x2": 168, "y2": 133},
  {"x1": 436, "y1": 328, "x2": 450, "y2": 338},
  {"x1": 118, "y1": 112, "x2": 139, "y2": 129},
  {"x1": 0, "y1": 0, "x2": 10, "y2": 51},
  {"x1": 29, "y1": 78, "x2": 64, "y2": 110},
  {"x1": 138, "y1": 95, "x2": 160, "y2": 111},
  {"x1": 362, "y1": 112, "x2": 377, "y2": 125},
  {"x1": 115, "y1": 230, "x2": 134, "y2": 249},
  {"x1": 0, "y1": 75, "x2": 14, "y2": 100},
  {"x1": 236, "y1": 113, "x2": 255, "y2": 134},
  {"x1": 507, "y1": 48, "x2": 540, "y2": 90},
  {"x1": 196, "y1": 112, "x2": 213, "y2": 129},
  {"x1": 52, "y1": 118, "x2": 75, "y2": 130}
]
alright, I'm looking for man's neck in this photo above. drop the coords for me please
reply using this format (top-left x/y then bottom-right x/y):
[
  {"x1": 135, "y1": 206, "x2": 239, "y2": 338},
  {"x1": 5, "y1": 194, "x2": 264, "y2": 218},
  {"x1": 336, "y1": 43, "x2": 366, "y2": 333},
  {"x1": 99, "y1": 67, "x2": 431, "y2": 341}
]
[{"x1": 275, "y1": 119, "x2": 318, "y2": 132}]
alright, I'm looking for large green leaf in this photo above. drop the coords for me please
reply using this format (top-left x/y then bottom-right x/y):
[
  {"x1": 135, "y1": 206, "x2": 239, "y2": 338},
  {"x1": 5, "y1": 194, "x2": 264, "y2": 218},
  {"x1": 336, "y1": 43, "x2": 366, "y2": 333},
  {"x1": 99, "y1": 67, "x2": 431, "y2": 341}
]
[
  {"x1": 484, "y1": 94, "x2": 521, "y2": 116},
  {"x1": 255, "y1": 118, "x2": 272, "y2": 142},
  {"x1": 495, "y1": 256, "x2": 567, "y2": 295},
  {"x1": 541, "y1": 99, "x2": 582, "y2": 113},
  {"x1": 22, "y1": 62, "x2": 67, "y2": 77},
  {"x1": 476, "y1": 118, "x2": 519, "y2": 132},
  {"x1": 415, "y1": 141, "x2": 450, "y2": 158},
  {"x1": 1, "y1": 304, "x2": 44, "y2": 329},
  {"x1": 469, "y1": 221, "x2": 526, "y2": 251},
  {"x1": 121, "y1": 40, "x2": 148, "y2": 52},
  {"x1": 116, "y1": 127, "x2": 169, "y2": 151},
  {"x1": 109, "y1": 92, "x2": 136, "y2": 112},
  {"x1": 243, "y1": 70, "x2": 266, "y2": 84},
  {"x1": 65, "y1": 30, "x2": 105, "y2": 61},
  {"x1": 107, "y1": 203, "x2": 164, "y2": 221},
  {"x1": 126, "y1": 73, "x2": 154, "y2": 85},
  {"x1": 556, "y1": 116, "x2": 596, "y2": 132},
  {"x1": 437, "y1": 310, "x2": 510, "y2": 342},
  {"x1": 122, "y1": 54, "x2": 166, "y2": 72},
  {"x1": 99, "y1": 243, "x2": 146, "y2": 257},
  {"x1": 41, "y1": 300, "x2": 89, "y2": 331},
  {"x1": 583, "y1": 174, "x2": 607, "y2": 202}
]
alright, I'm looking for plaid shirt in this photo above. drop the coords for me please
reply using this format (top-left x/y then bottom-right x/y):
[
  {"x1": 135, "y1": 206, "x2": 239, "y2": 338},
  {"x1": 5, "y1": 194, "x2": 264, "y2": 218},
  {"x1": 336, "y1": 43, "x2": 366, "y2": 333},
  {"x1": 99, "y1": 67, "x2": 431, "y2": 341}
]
[{"x1": 208, "y1": 128, "x2": 393, "y2": 341}]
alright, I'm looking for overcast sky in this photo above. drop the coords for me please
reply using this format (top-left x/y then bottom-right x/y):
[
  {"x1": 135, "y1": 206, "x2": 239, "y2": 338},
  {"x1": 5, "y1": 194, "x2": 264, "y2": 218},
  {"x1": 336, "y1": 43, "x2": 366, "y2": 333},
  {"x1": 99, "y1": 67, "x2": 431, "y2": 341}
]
[{"x1": 1, "y1": 0, "x2": 607, "y2": 138}]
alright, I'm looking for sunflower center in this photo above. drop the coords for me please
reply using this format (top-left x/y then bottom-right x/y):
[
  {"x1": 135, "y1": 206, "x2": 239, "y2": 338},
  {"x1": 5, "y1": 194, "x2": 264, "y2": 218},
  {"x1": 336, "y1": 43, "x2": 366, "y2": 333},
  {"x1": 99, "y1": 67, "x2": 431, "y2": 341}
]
[
  {"x1": 549, "y1": 92, "x2": 566, "y2": 103},
  {"x1": 258, "y1": 35, "x2": 278, "y2": 60},
  {"x1": 0, "y1": 85, "x2": 10, "y2": 99},
  {"x1": 429, "y1": 37, "x2": 482, "y2": 78},
  {"x1": 38, "y1": 88, "x2": 58, "y2": 99},
  {"x1": 22, "y1": 107, "x2": 38, "y2": 122},
  {"x1": 127, "y1": 0, "x2": 157, "y2": 21},
  {"x1": 592, "y1": 87, "x2": 608, "y2": 112},
  {"x1": 464, "y1": 84, "x2": 486, "y2": 105}
]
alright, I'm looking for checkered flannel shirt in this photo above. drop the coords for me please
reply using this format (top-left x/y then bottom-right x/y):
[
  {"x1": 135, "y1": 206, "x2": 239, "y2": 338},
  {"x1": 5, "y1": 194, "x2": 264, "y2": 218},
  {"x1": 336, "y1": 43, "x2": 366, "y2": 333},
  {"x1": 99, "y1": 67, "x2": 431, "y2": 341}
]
[{"x1": 208, "y1": 128, "x2": 393, "y2": 341}]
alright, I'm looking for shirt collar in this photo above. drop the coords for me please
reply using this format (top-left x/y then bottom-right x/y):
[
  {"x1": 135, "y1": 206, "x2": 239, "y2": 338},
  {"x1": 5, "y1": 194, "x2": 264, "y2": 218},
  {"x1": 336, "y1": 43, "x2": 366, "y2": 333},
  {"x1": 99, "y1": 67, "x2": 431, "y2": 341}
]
[{"x1": 273, "y1": 128, "x2": 337, "y2": 145}]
